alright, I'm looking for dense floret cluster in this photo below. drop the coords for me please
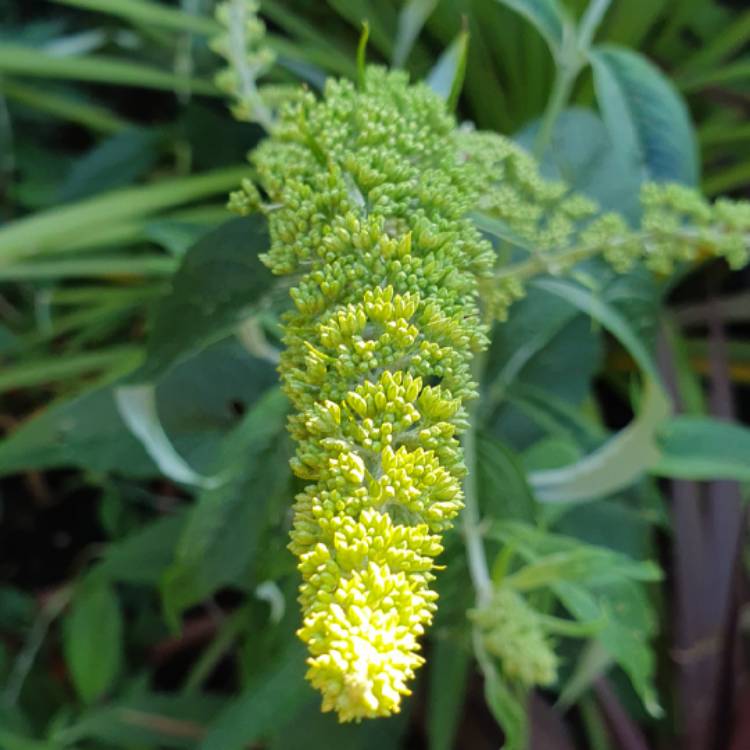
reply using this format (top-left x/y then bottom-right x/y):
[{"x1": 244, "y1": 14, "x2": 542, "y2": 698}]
[
  {"x1": 252, "y1": 68, "x2": 493, "y2": 720},
  {"x1": 235, "y1": 56, "x2": 750, "y2": 722}
]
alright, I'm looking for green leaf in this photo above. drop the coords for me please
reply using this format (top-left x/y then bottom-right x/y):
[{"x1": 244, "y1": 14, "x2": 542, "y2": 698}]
[
  {"x1": 493, "y1": 522, "x2": 662, "y2": 716},
  {"x1": 492, "y1": 0, "x2": 568, "y2": 57},
  {"x1": 516, "y1": 108, "x2": 643, "y2": 221},
  {"x1": 530, "y1": 378, "x2": 669, "y2": 502},
  {"x1": 490, "y1": 522, "x2": 661, "y2": 589},
  {"x1": 532, "y1": 276, "x2": 658, "y2": 380},
  {"x1": 0, "y1": 44, "x2": 218, "y2": 95},
  {"x1": 99, "y1": 513, "x2": 187, "y2": 585},
  {"x1": 53, "y1": 692, "x2": 224, "y2": 748},
  {"x1": 135, "y1": 215, "x2": 274, "y2": 381},
  {"x1": 481, "y1": 663, "x2": 528, "y2": 750},
  {"x1": 0, "y1": 78, "x2": 129, "y2": 133},
  {"x1": 0, "y1": 165, "x2": 248, "y2": 263},
  {"x1": 57, "y1": 128, "x2": 161, "y2": 203},
  {"x1": 427, "y1": 635, "x2": 470, "y2": 750},
  {"x1": 526, "y1": 278, "x2": 671, "y2": 502},
  {"x1": 0, "y1": 341, "x2": 275, "y2": 478},
  {"x1": 392, "y1": 0, "x2": 437, "y2": 68},
  {"x1": 477, "y1": 433, "x2": 536, "y2": 523},
  {"x1": 63, "y1": 576, "x2": 123, "y2": 704},
  {"x1": 51, "y1": 0, "x2": 220, "y2": 36},
  {"x1": 555, "y1": 579, "x2": 661, "y2": 717},
  {"x1": 0, "y1": 384, "x2": 153, "y2": 477},
  {"x1": 115, "y1": 384, "x2": 214, "y2": 487},
  {"x1": 199, "y1": 642, "x2": 308, "y2": 750},
  {"x1": 271, "y1": 699, "x2": 410, "y2": 750},
  {"x1": 652, "y1": 416, "x2": 750, "y2": 482},
  {"x1": 0, "y1": 347, "x2": 140, "y2": 394},
  {"x1": 589, "y1": 44, "x2": 698, "y2": 185},
  {"x1": 161, "y1": 388, "x2": 289, "y2": 625},
  {"x1": 0, "y1": 728, "x2": 59, "y2": 750},
  {"x1": 426, "y1": 32, "x2": 469, "y2": 102}
]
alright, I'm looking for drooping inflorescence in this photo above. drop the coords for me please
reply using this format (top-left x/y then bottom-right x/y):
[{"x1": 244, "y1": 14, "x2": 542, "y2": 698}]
[
  {"x1": 250, "y1": 68, "x2": 494, "y2": 721},
  {"x1": 226, "y1": 32, "x2": 750, "y2": 715}
]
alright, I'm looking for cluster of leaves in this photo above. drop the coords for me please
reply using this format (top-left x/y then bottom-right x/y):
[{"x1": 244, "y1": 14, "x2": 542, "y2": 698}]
[{"x1": 0, "y1": 2, "x2": 749, "y2": 750}]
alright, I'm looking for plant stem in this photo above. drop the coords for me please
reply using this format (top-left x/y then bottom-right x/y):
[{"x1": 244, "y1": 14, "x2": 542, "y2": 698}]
[
  {"x1": 577, "y1": 0, "x2": 612, "y2": 52},
  {"x1": 462, "y1": 355, "x2": 493, "y2": 606},
  {"x1": 2, "y1": 587, "x2": 71, "y2": 707},
  {"x1": 532, "y1": 60, "x2": 580, "y2": 159}
]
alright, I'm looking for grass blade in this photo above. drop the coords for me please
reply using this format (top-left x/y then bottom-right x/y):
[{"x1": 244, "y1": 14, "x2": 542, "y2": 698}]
[
  {"x1": 0, "y1": 165, "x2": 246, "y2": 263},
  {"x1": 0, "y1": 78, "x2": 130, "y2": 133},
  {"x1": 0, "y1": 44, "x2": 218, "y2": 95},
  {"x1": 52, "y1": 0, "x2": 220, "y2": 35}
]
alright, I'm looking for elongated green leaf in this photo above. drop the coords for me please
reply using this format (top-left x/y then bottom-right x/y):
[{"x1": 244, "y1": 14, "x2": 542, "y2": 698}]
[
  {"x1": 427, "y1": 635, "x2": 471, "y2": 750},
  {"x1": 392, "y1": 0, "x2": 437, "y2": 67},
  {"x1": 63, "y1": 576, "x2": 123, "y2": 703},
  {"x1": 526, "y1": 278, "x2": 671, "y2": 502},
  {"x1": 53, "y1": 692, "x2": 224, "y2": 748},
  {"x1": 679, "y1": 10, "x2": 750, "y2": 75},
  {"x1": 0, "y1": 347, "x2": 141, "y2": 394},
  {"x1": 555, "y1": 579, "x2": 661, "y2": 716},
  {"x1": 99, "y1": 513, "x2": 186, "y2": 585},
  {"x1": 52, "y1": 0, "x2": 220, "y2": 36},
  {"x1": 0, "y1": 78, "x2": 129, "y2": 133},
  {"x1": 492, "y1": 0, "x2": 568, "y2": 57},
  {"x1": 0, "y1": 45, "x2": 218, "y2": 94},
  {"x1": 530, "y1": 378, "x2": 669, "y2": 502},
  {"x1": 477, "y1": 434, "x2": 536, "y2": 523},
  {"x1": 0, "y1": 385, "x2": 153, "y2": 477},
  {"x1": 652, "y1": 416, "x2": 750, "y2": 482},
  {"x1": 590, "y1": 44, "x2": 698, "y2": 184},
  {"x1": 481, "y1": 661, "x2": 528, "y2": 750},
  {"x1": 0, "y1": 166, "x2": 248, "y2": 263},
  {"x1": 0, "y1": 256, "x2": 177, "y2": 281},
  {"x1": 495, "y1": 522, "x2": 662, "y2": 716},
  {"x1": 680, "y1": 58, "x2": 750, "y2": 91},
  {"x1": 135, "y1": 215, "x2": 274, "y2": 381},
  {"x1": 0, "y1": 729, "x2": 58, "y2": 750},
  {"x1": 57, "y1": 128, "x2": 161, "y2": 202},
  {"x1": 490, "y1": 522, "x2": 661, "y2": 589},
  {"x1": 200, "y1": 642, "x2": 308, "y2": 750},
  {"x1": 426, "y1": 32, "x2": 469, "y2": 102},
  {"x1": 162, "y1": 388, "x2": 289, "y2": 625},
  {"x1": 0, "y1": 341, "x2": 274, "y2": 478},
  {"x1": 115, "y1": 384, "x2": 214, "y2": 487}
]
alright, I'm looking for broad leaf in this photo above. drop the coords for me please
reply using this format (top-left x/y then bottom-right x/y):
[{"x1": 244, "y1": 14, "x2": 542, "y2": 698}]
[
  {"x1": 590, "y1": 45, "x2": 698, "y2": 184},
  {"x1": 63, "y1": 575, "x2": 123, "y2": 704},
  {"x1": 199, "y1": 642, "x2": 308, "y2": 750},
  {"x1": 136, "y1": 214, "x2": 275, "y2": 381},
  {"x1": 492, "y1": 0, "x2": 568, "y2": 58},
  {"x1": 161, "y1": 388, "x2": 289, "y2": 625},
  {"x1": 652, "y1": 415, "x2": 750, "y2": 482}
]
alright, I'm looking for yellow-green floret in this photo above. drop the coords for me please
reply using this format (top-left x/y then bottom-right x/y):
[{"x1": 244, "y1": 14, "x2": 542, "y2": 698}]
[{"x1": 252, "y1": 68, "x2": 493, "y2": 721}]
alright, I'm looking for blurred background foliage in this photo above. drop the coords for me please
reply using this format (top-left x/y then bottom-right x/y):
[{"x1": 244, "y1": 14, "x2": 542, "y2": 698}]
[{"x1": 0, "y1": 1, "x2": 749, "y2": 749}]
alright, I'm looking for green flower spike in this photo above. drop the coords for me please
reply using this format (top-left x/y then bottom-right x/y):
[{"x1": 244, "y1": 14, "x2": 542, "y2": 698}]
[{"x1": 252, "y1": 68, "x2": 493, "y2": 721}]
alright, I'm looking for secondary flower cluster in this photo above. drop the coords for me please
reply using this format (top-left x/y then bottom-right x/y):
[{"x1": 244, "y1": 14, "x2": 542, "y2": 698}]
[
  {"x1": 252, "y1": 68, "x2": 494, "y2": 721},
  {"x1": 458, "y1": 131, "x2": 750, "y2": 319}
]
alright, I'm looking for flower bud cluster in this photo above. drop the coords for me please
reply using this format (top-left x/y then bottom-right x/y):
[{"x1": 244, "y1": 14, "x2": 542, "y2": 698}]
[
  {"x1": 211, "y1": 0, "x2": 275, "y2": 127},
  {"x1": 252, "y1": 68, "x2": 493, "y2": 721},
  {"x1": 470, "y1": 586, "x2": 558, "y2": 688},
  {"x1": 458, "y1": 131, "x2": 750, "y2": 319}
]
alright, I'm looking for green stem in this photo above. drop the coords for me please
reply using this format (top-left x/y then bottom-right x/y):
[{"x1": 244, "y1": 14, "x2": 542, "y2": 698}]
[
  {"x1": 2, "y1": 587, "x2": 71, "y2": 707},
  {"x1": 532, "y1": 61, "x2": 579, "y2": 159},
  {"x1": 577, "y1": 0, "x2": 612, "y2": 51},
  {"x1": 181, "y1": 606, "x2": 251, "y2": 694},
  {"x1": 462, "y1": 355, "x2": 493, "y2": 606}
]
